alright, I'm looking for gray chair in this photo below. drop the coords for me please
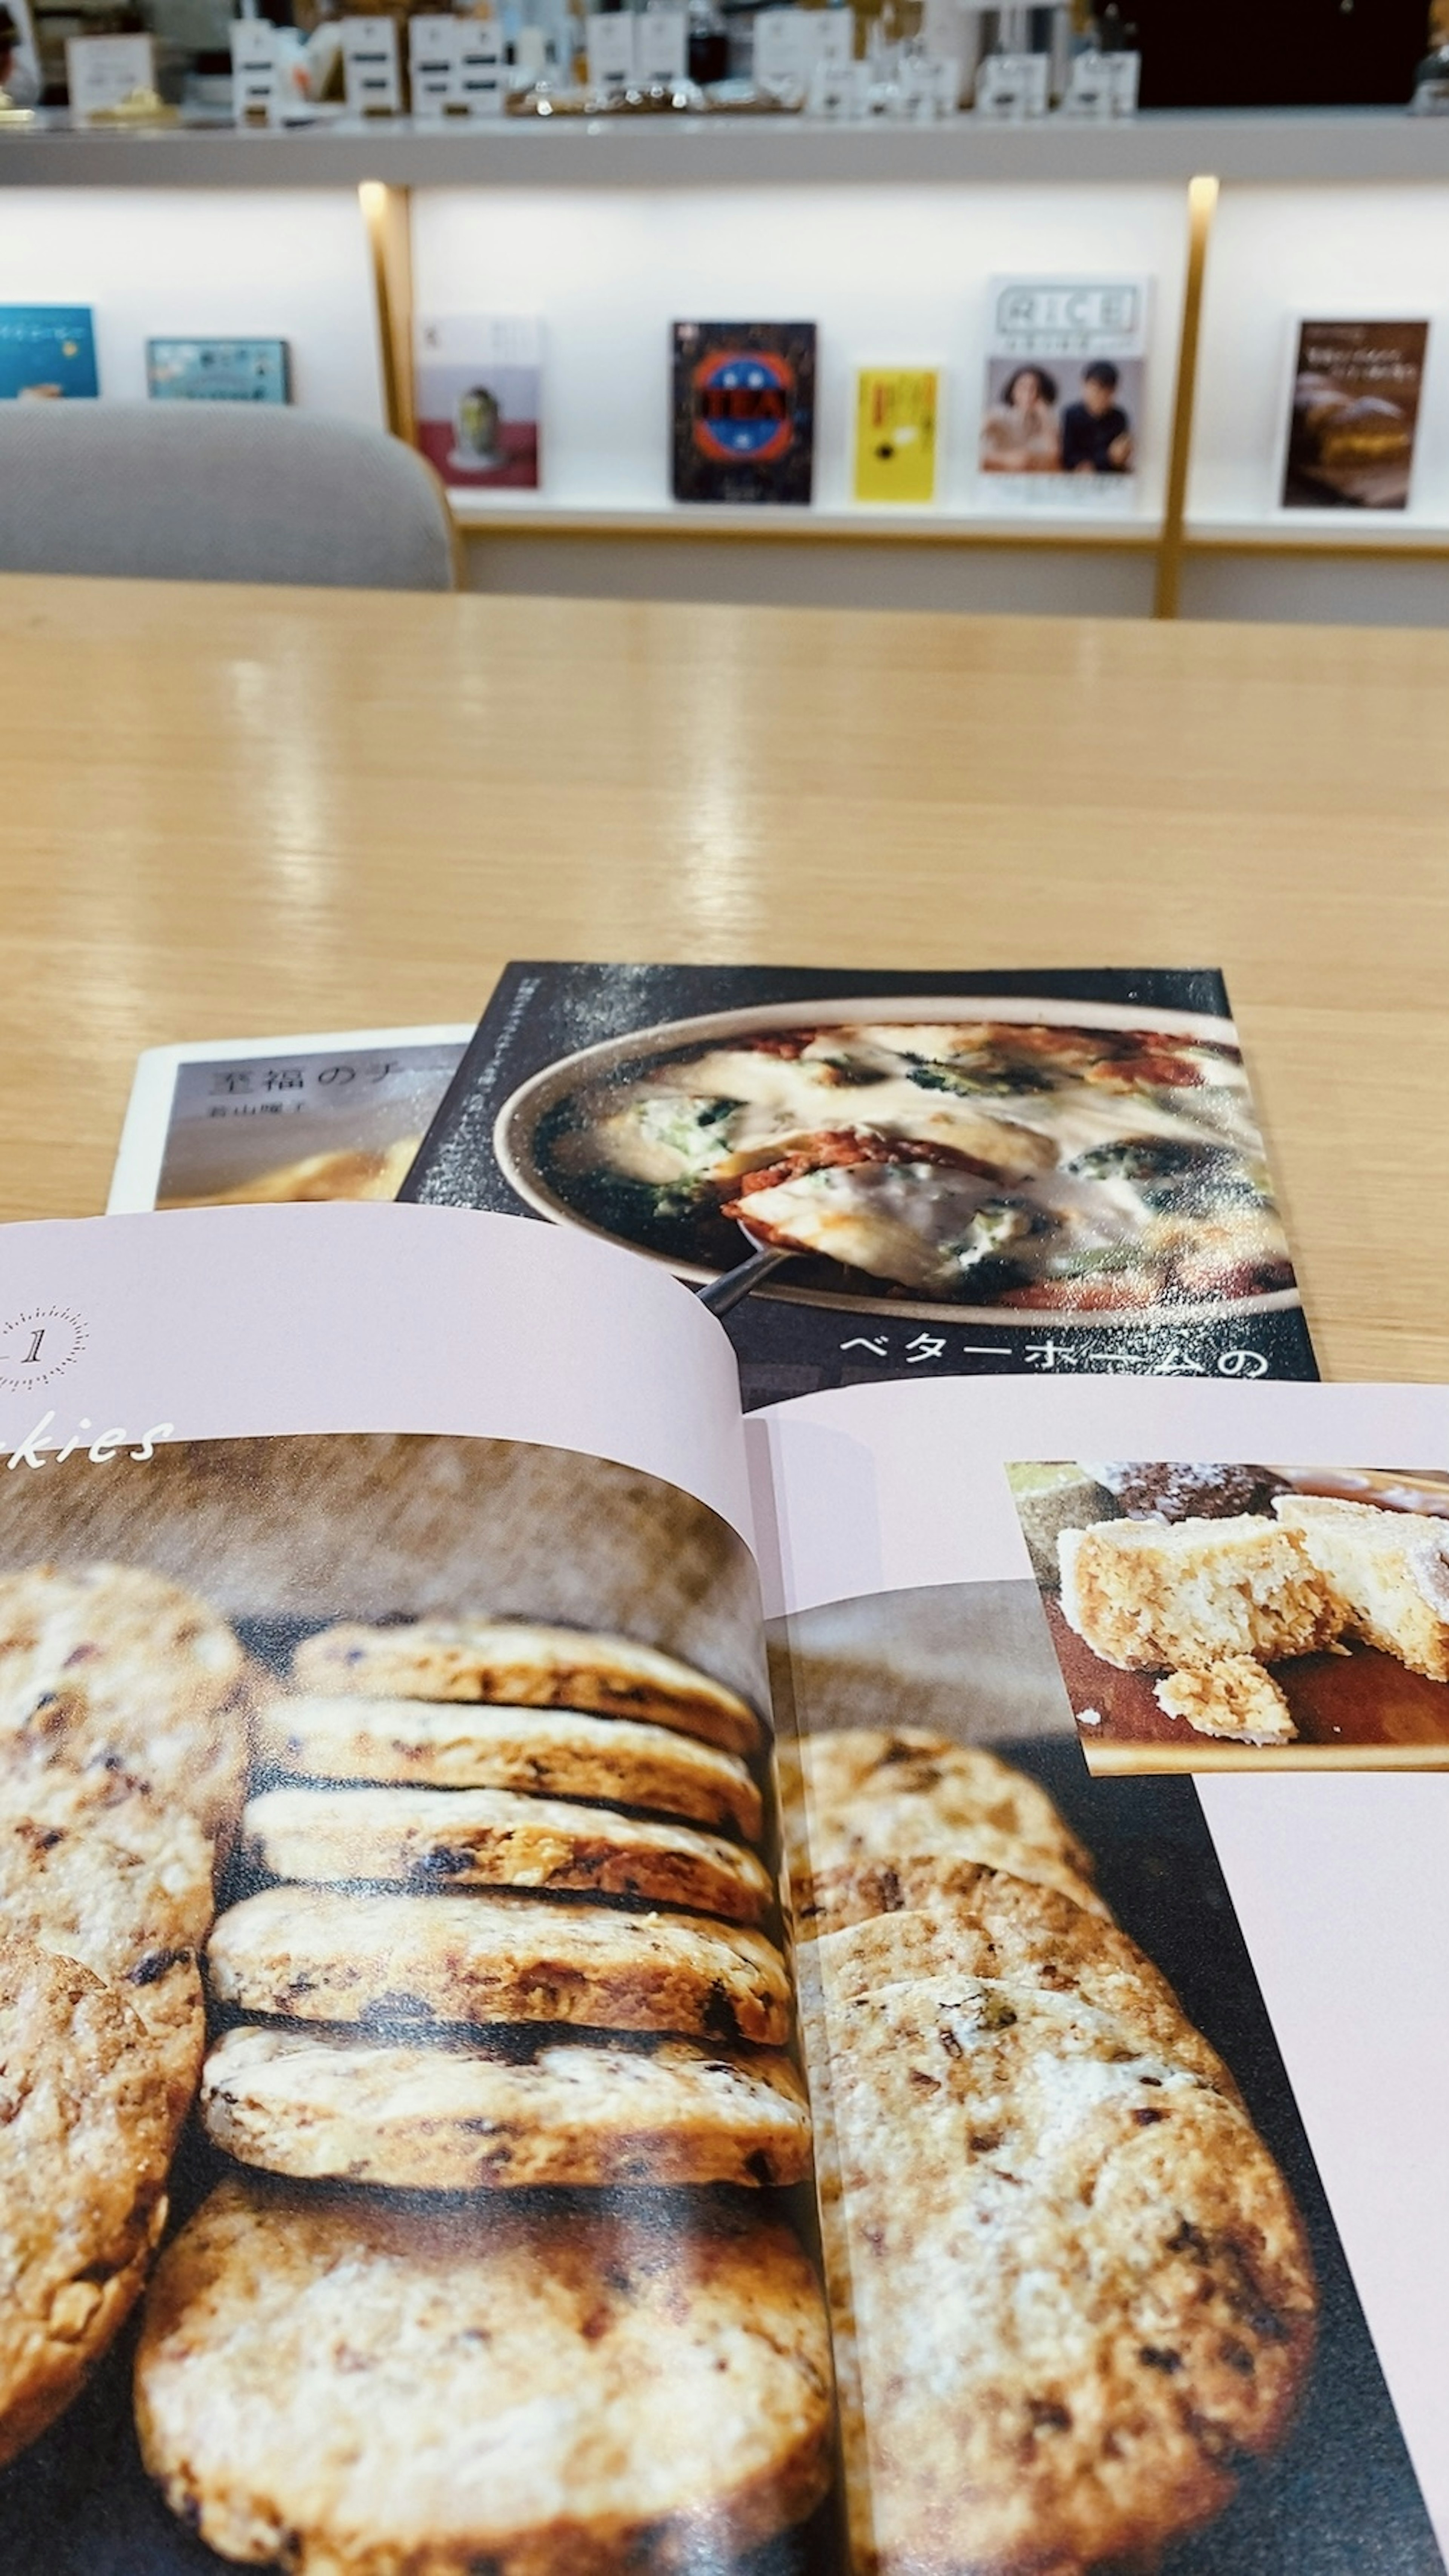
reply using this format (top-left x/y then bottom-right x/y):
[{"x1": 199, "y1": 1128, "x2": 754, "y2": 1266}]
[{"x1": 0, "y1": 403, "x2": 459, "y2": 590}]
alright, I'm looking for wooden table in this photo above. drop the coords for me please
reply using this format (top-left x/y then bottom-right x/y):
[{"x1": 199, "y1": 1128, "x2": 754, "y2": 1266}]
[{"x1": 2, "y1": 571, "x2": 1445, "y2": 1382}]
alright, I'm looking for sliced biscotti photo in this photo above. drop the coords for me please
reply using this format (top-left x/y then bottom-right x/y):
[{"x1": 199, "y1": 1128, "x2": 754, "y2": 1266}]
[
  {"x1": 255, "y1": 1696, "x2": 763, "y2": 1841},
  {"x1": 292, "y1": 1620, "x2": 762, "y2": 1757},
  {"x1": 1274, "y1": 1494, "x2": 1449, "y2": 1681},
  {"x1": 201, "y1": 2023, "x2": 813, "y2": 2192}
]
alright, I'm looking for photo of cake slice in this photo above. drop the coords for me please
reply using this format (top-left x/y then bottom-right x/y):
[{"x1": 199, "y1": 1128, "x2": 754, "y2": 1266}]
[
  {"x1": 1274, "y1": 1495, "x2": 1449, "y2": 1683},
  {"x1": 1058, "y1": 1515, "x2": 1342, "y2": 1672},
  {"x1": 1154, "y1": 1658, "x2": 1298, "y2": 1745}
]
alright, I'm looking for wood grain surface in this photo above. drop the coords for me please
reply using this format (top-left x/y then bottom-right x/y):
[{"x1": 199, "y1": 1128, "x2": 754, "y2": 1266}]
[{"x1": 2, "y1": 572, "x2": 1445, "y2": 1382}]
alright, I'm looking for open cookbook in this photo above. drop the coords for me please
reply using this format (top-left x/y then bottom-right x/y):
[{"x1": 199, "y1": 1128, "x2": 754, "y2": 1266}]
[{"x1": 0, "y1": 1199, "x2": 1441, "y2": 2576}]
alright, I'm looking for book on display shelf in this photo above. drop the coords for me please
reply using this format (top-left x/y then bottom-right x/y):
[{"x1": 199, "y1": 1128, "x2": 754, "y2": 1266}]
[
  {"x1": 671, "y1": 321, "x2": 817, "y2": 507},
  {"x1": 979, "y1": 275, "x2": 1148, "y2": 505},
  {"x1": 0, "y1": 305, "x2": 97, "y2": 400},
  {"x1": 8, "y1": 1150, "x2": 1449, "y2": 2574},
  {"x1": 146, "y1": 339, "x2": 291, "y2": 404},
  {"x1": 853, "y1": 366, "x2": 940, "y2": 506},
  {"x1": 413, "y1": 315, "x2": 543, "y2": 492},
  {"x1": 1280, "y1": 319, "x2": 1430, "y2": 513}
]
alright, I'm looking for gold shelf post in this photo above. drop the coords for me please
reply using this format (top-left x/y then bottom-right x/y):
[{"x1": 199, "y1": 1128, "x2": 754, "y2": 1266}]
[
  {"x1": 359, "y1": 180, "x2": 416, "y2": 447},
  {"x1": 1154, "y1": 172, "x2": 1219, "y2": 622}
]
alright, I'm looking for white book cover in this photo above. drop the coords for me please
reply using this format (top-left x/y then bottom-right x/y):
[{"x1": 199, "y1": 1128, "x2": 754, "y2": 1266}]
[
  {"x1": 414, "y1": 313, "x2": 543, "y2": 491},
  {"x1": 979, "y1": 274, "x2": 1149, "y2": 509}
]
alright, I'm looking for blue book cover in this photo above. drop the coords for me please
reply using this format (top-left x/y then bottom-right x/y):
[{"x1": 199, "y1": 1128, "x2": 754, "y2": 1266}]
[
  {"x1": 146, "y1": 339, "x2": 291, "y2": 404},
  {"x1": 0, "y1": 307, "x2": 98, "y2": 400}
]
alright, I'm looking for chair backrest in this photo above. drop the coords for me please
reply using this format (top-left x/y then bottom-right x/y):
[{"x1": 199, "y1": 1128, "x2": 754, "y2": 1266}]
[{"x1": 0, "y1": 404, "x2": 459, "y2": 591}]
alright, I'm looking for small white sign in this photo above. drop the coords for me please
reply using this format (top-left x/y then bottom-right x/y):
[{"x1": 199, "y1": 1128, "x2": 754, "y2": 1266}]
[
  {"x1": 585, "y1": 12, "x2": 636, "y2": 93},
  {"x1": 757, "y1": 6, "x2": 853, "y2": 90},
  {"x1": 341, "y1": 15, "x2": 403, "y2": 117},
  {"x1": 806, "y1": 54, "x2": 866, "y2": 116},
  {"x1": 973, "y1": 48, "x2": 1048, "y2": 118},
  {"x1": 813, "y1": 9, "x2": 854, "y2": 68},
  {"x1": 229, "y1": 18, "x2": 281, "y2": 124},
  {"x1": 635, "y1": 7, "x2": 686, "y2": 84},
  {"x1": 408, "y1": 13, "x2": 458, "y2": 115},
  {"x1": 66, "y1": 30, "x2": 156, "y2": 119},
  {"x1": 1061, "y1": 45, "x2": 1140, "y2": 117},
  {"x1": 455, "y1": 18, "x2": 506, "y2": 113},
  {"x1": 895, "y1": 51, "x2": 957, "y2": 117}
]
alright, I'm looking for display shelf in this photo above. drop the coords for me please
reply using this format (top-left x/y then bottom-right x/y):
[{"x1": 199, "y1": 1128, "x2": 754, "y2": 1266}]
[
  {"x1": 445, "y1": 496, "x2": 1162, "y2": 545},
  {"x1": 1186, "y1": 516, "x2": 1449, "y2": 557},
  {"x1": 2, "y1": 109, "x2": 1447, "y2": 194}
]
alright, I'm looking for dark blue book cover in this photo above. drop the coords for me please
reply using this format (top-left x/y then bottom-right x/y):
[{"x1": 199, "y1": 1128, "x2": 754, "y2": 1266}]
[{"x1": 0, "y1": 307, "x2": 97, "y2": 401}]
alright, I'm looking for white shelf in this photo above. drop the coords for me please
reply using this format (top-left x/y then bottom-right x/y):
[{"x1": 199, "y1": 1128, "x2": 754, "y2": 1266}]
[
  {"x1": 1187, "y1": 515, "x2": 1449, "y2": 553},
  {"x1": 449, "y1": 496, "x2": 1161, "y2": 543},
  {"x1": 1, "y1": 109, "x2": 1445, "y2": 193}
]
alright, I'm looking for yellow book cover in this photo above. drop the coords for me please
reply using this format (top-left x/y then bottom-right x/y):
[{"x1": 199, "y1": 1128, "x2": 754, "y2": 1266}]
[{"x1": 854, "y1": 367, "x2": 939, "y2": 504}]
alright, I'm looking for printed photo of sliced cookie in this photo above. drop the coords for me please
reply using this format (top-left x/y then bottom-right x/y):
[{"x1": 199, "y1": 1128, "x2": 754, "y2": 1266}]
[
  {"x1": 208, "y1": 1885, "x2": 794, "y2": 2046},
  {"x1": 805, "y1": 1904, "x2": 1317, "y2": 2576},
  {"x1": 241, "y1": 1784, "x2": 773, "y2": 1925},
  {"x1": 202, "y1": 2024, "x2": 813, "y2": 2192},
  {"x1": 778, "y1": 1726, "x2": 1100, "y2": 1921},
  {"x1": 292, "y1": 1620, "x2": 762, "y2": 1757},
  {"x1": 0, "y1": 1771, "x2": 214, "y2": 2129},
  {"x1": 0, "y1": 1562, "x2": 249, "y2": 1834},
  {"x1": 0, "y1": 1935, "x2": 173, "y2": 2470},
  {"x1": 256, "y1": 1696, "x2": 764, "y2": 1841},
  {"x1": 136, "y1": 2174, "x2": 834, "y2": 2575}
]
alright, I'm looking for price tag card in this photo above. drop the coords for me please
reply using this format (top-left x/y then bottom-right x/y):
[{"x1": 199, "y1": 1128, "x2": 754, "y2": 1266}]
[
  {"x1": 973, "y1": 47, "x2": 1047, "y2": 117},
  {"x1": 635, "y1": 8, "x2": 686, "y2": 85},
  {"x1": 585, "y1": 12, "x2": 636, "y2": 92},
  {"x1": 229, "y1": 19, "x2": 280, "y2": 124},
  {"x1": 455, "y1": 18, "x2": 506, "y2": 113},
  {"x1": 66, "y1": 30, "x2": 156, "y2": 118},
  {"x1": 408, "y1": 13, "x2": 459, "y2": 115},
  {"x1": 341, "y1": 15, "x2": 403, "y2": 116}
]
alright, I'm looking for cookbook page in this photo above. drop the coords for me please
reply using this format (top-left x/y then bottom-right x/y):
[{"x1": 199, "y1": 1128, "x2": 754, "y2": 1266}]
[
  {"x1": 750, "y1": 1373, "x2": 1449, "y2": 2576},
  {"x1": 399, "y1": 962, "x2": 1318, "y2": 1406},
  {"x1": 0, "y1": 1202, "x2": 853, "y2": 2576}
]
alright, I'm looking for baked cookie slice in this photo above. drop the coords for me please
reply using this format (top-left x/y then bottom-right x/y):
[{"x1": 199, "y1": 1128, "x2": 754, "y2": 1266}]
[
  {"x1": 0, "y1": 1769, "x2": 214, "y2": 2128},
  {"x1": 257, "y1": 1695, "x2": 763, "y2": 1841},
  {"x1": 796, "y1": 1842, "x2": 1110, "y2": 1940},
  {"x1": 292, "y1": 1620, "x2": 762, "y2": 1758},
  {"x1": 1155, "y1": 1659, "x2": 1298, "y2": 1745},
  {"x1": 1274, "y1": 1493, "x2": 1449, "y2": 1681},
  {"x1": 804, "y1": 1908, "x2": 1316, "y2": 2576},
  {"x1": 0, "y1": 1562, "x2": 248, "y2": 1834},
  {"x1": 208, "y1": 1886, "x2": 793, "y2": 2046},
  {"x1": 136, "y1": 2175, "x2": 834, "y2": 2575},
  {"x1": 242, "y1": 1784, "x2": 774, "y2": 1926},
  {"x1": 778, "y1": 1728, "x2": 1098, "y2": 1920},
  {"x1": 0, "y1": 1936, "x2": 172, "y2": 2469},
  {"x1": 202, "y1": 2024, "x2": 812, "y2": 2190},
  {"x1": 1058, "y1": 1514, "x2": 1341, "y2": 1672}
]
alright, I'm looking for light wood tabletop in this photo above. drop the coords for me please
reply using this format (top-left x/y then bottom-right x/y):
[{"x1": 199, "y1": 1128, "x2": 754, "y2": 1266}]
[{"x1": 2, "y1": 570, "x2": 1444, "y2": 1383}]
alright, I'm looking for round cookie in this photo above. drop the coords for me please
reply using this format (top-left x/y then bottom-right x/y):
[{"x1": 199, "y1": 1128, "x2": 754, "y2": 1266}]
[
  {"x1": 778, "y1": 1727, "x2": 1097, "y2": 1925},
  {"x1": 0, "y1": 1936, "x2": 172, "y2": 2468},
  {"x1": 136, "y1": 2175, "x2": 835, "y2": 2575},
  {"x1": 0, "y1": 1563, "x2": 248, "y2": 1834},
  {"x1": 257, "y1": 1695, "x2": 763, "y2": 1841},
  {"x1": 0, "y1": 1771, "x2": 212, "y2": 2128},
  {"x1": 242, "y1": 1784, "x2": 774, "y2": 1926},
  {"x1": 292, "y1": 1620, "x2": 762, "y2": 1758},
  {"x1": 208, "y1": 1886, "x2": 793, "y2": 2046},
  {"x1": 202, "y1": 2025, "x2": 813, "y2": 2190},
  {"x1": 804, "y1": 1912, "x2": 1316, "y2": 2576}
]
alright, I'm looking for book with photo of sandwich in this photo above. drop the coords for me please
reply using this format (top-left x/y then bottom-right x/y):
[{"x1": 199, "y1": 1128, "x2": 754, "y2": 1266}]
[
  {"x1": 979, "y1": 276, "x2": 1147, "y2": 506},
  {"x1": 672, "y1": 321, "x2": 817, "y2": 507},
  {"x1": 0, "y1": 305, "x2": 97, "y2": 400},
  {"x1": 0, "y1": 1205, "x2": 1442, "y2": 2576},
  {"x1": 1281, "y1": 320, "x2": 1429, "y2": 512}
]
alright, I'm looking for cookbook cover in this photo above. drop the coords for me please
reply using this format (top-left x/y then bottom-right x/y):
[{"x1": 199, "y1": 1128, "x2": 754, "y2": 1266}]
[
  {"x1": 398, "y1": 962, "x2": 1320, "y2": 1405},
  {"x1": 672, "y1": 321, "x2": 817, "y2": 507},
  {"x1": 853, "y1": 366, "x2": 939, "y2": 505},
  {"x1": 1281, "y1": 320, "x2": 1429, "y2": 512},
  {"x1": 413, "y1": 315, "x2": 542, "y2": 492},
  {"x1": 145, "y1": 340, "x2": 291, "y2": 404},
  {"x1": 0, "y1": 306, "x2": 98, "y2": 401},
  {"x1": 979, "y1": 277, "x2": 1146, "y2": 500},
  {"x1": 108, "y1": 1025, "x2": 471, "y2": 1214}
]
